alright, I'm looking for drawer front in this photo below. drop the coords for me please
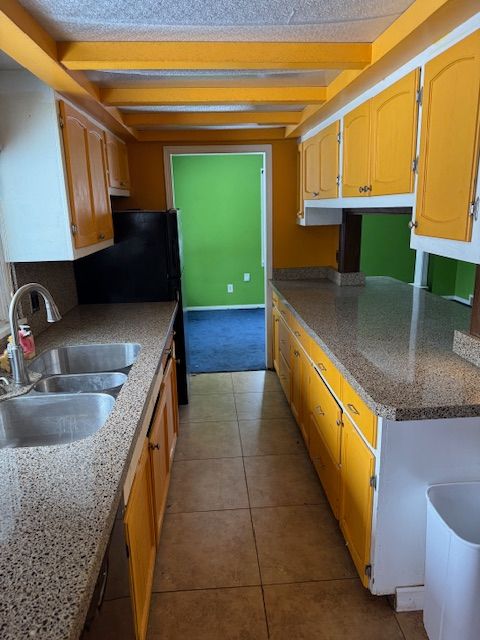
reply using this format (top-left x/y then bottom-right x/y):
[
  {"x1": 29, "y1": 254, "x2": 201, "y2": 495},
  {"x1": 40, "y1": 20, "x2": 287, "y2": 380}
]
[
  {"x1": 309, "y1": 368, "x2": 342, "y2": 464},
  {"x1": 277, "y1": 299, "x2": 291, "y2": 325},
  {"x1": 278, "y1": 351, "x2": 291, "y2": 402},
  {"x1": 308, "y1": 414, "x2": 340, "y2": 519},
  {"x1": 289, "y1": 314, "x2": 310, "y2": 352},
  {"x1": 278, "y1": 315, "x2": 290, "y2": 361},
  {"x1": 272, "y1": 290, "x2": 279, "y2": 307},
  {"x1": 342, "y1": 379, "x2": 377, "y2": 448},
  {"x1": 309, "y1": 339, "x2": 342, "y2": 398}
]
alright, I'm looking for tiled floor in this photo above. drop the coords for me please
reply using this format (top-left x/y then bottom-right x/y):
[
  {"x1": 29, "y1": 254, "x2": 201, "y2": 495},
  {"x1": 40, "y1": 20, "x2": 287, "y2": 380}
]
[{"x1": 147, "y1": 371, "x2": 428, "y2": 640}]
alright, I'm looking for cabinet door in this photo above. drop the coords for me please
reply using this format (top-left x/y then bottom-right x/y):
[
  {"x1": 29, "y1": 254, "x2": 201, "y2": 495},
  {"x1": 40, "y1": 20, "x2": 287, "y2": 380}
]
[
  {"x1": 415, "y1": 31, "x2": 480, "y2": 242},
  {"x1": 118, "y1": 138, "x2": 131, "y2": 190},
  {"x1": 163, "y1": 356, "x2": 178, "y2": 468},
  {"x1": 370, "y1": 70, "x2": 419, "y2": 195},
  {"x1": 272, "y1": 307, "x2": 281, "y2": 374},
  {"x1": 309, "y1": 368, "x2": 342, "y2": 464},
  {"x1": 342, "y1": 102, "x2": 370, "y2": 197},
  {"x1": 278, "y1": 351, "x2": 291, "y2": 403},
  {"x1": 318, "y1": 121, "x2": 340, "y2": 199},
  {"x1": 340, "y1": 415, "x2": 375, "y2": 587},
  {"x1": 290, "y1": 338, "x2": 308, "y2": 444},
  {"x1": 303, "y1": 134, "x2": 320, "y2": 198},
  {"x1": 60, "y1": 102, "x2": 97, "y2": 248},
  {"x1": 124, "y1": 442, "x2": 156, "y2": 640},
  {"x1": 149, "y1": 391, "x2": 169, "y2": 543},
  {"x1": 308, "y1": 413, "x2": 341, "y2": 519},
  {"x1": 106, "y1": 131, "x2": 130, "y2": 190},
  {"x1": 87, "y1": 123, "x2": 113, "y2": 242},
  {"x1": 297, "y1": 142, "x2": 304, "y2": 218}
]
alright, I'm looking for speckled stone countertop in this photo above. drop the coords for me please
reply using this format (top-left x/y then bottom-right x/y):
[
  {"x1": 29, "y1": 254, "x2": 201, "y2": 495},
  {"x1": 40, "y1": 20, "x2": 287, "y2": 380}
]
[
  {"x1": 0, "y1": 302, "x2": 177, "y2": 640},
  {"x1": 272, "y1": 277, "x2": 480, "y2": 421}
]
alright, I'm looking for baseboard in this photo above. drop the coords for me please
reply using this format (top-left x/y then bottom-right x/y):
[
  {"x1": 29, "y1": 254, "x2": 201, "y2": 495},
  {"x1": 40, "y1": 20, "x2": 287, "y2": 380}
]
[
  {"x1": 185, "y1": 304, "x2": 266, "y2": 311},
  {"x1": 442, "y1": 294, "x2": 472, "y2": 307},
  {"x1": 395, "y1": 586, "x2": 425, "y2": 612}
]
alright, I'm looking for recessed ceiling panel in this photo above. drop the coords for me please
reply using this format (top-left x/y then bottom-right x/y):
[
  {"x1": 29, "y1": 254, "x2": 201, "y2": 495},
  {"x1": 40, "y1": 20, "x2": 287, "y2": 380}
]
[
  {"x1": 19, "y1": 1, "x2": 415, "y2": 42},
  {"x1": 119, "y1": 104, "x2": 306, "y2": 113},
  {"x1": 87, "y1": 69, "x2": 340, "y2": 88}
]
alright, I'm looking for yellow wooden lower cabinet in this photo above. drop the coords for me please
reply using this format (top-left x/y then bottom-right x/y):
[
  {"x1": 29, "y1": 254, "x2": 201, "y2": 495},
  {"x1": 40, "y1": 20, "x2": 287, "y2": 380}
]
[
  {"x1": 340, "y1": 414, "x2": 375, "y2": 587},
  {"x1": 290, "y1": 335, "x2": 309, "y2": 445},
  {"x1": 272, "y1": 306, "x2": 280, "y2": 374},
  {"x1": 308, "y1": 412, "x2": 341, "y2": 519}
]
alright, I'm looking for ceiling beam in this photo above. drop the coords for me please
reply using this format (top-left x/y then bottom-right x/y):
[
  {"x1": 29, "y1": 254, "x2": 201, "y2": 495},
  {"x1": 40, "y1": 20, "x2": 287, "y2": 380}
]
[
  {"x1": 285, "y1": 0, "x2": 479, "y2": 138},
  {"x1": 102, "y1": 86, "x2": 327, "y2": 107},
  {"x1": 58, "y1": 41, "x2": 372, "y2": 71},
  {"x1": 122, "y1": 111, "x2": 302, "y2": 127},
  {"x1": 135, "y1": 128, "x2": 287, "y2": 142},
  {"x1": 0, "y1": 0, "x2": 135, "y2": 140}
]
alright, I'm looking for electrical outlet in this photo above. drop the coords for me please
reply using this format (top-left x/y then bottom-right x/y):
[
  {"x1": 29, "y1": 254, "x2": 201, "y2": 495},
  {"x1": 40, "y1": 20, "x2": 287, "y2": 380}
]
[
  {"x1": 227, "y1": 284, "x2": 234, "y2": 293},
  {"x1": 243, "y1": 273, "x2": 251, "y2": 282}
]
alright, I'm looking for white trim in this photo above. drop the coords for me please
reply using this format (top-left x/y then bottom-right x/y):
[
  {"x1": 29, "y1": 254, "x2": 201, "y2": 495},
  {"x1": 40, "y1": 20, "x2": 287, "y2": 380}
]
[
  {"x1": 185, "y1": 304, "x2": 265, "y2": 311},
  {"x1": 163, "y1": 144, "x2": 273, "y2": 369},
  {"x1": 413, "y1": 250, "x2": 429, "y2": 288},
  {"x1": 304, "y1": 193, "x2": 415, "y2": 210},
  {"x1": 442, "y1": 294, "x2": 472, "y2": 307},
  {"x1": 395, "y1": 586, "x2": 425, "y2": 612}
]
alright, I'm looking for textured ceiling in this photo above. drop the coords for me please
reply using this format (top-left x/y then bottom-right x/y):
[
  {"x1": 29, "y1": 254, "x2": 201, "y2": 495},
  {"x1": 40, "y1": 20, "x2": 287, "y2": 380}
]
[
  {"x1": 19, "y1": 0, "x2": 415, "y2": 42},
  {"x1": 87, "y1": 69, "x2": 340, "y2": 88},
  {"x1": 119, "y1": 104, "x2": 306, "y2": 113}
]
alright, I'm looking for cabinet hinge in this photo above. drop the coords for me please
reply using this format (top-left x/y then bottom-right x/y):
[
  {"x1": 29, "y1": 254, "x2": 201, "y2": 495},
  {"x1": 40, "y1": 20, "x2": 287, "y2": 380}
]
[
  {"x1": 365, "y1": 564, "x2": 372, "y2": 578},
  {"x1": 336, "y1": 175, "x2": 341, "y2": 186},
  {"x1": 71, "y1": 223, "x2": 78, "y2": 236},
  {"x1": 469, "y1": 196, "x2": 479, "y2": 220},
  {"x1": 412, "y1": 156, "x2": 419, "y2": 174},
  {"x1": 369, "y1": 475, "x2": 377, "y2": 490},
  {"x1": 59, "y1": 115, "x2": 64, "y2": 128},
  {"x1": 336, "y1": 131, "x2": 342, "y2": 144},
  {"x1": 416, "y1": 87, "x2": 423, "y2": 106}
]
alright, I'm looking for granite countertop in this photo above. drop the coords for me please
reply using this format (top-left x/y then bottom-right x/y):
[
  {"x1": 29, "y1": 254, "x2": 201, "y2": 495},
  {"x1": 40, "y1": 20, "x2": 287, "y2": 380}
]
[
  {"x1": 272, "y1": 277, "x2": 480, "y2": 421},
  {"x1": 0, "y1": 302, "x2": 177, "y2": 640}
]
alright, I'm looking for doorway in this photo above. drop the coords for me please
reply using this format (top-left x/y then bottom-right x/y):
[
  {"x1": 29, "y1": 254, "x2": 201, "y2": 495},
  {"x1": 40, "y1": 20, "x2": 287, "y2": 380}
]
[{"x1": 164, "y1": 146, "x2": 273, "y2": 374}]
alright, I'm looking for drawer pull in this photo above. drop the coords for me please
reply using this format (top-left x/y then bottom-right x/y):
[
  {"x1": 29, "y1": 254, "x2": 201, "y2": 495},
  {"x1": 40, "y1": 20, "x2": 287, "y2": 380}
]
[
  {"x1": 294, "y1": 350, "x2": 300, "y2": 357},
  {"x1": 314, "y1": 405, "x2": 325, "y2": 416},
  {"x1": 294, "y1": 331, "x2": 301, "y2": 337},
  {"x1": 317, "y1": 362, "x2": 327, "y2": 372},
  {"x1": 336, "y1": 419, "x2": 342, "y2": 426},
  {"x1": 149, "y1": 443, "x2": 160, "y2": 450},
  {"x1": 347, "y1": 403, "x2": 360, "y2": 416}
]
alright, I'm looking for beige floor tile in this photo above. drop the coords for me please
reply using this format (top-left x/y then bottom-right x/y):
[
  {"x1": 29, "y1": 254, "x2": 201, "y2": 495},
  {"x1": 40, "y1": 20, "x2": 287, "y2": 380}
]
[
  {"x1": 264, "y1": 580, "x2": 404, "y2": 640},
  {"x1": 153, "y1": 510, "x2": 260, "y2": 591},
  {"x1": 232, "y1": 370, "x2": 281, "y2": 393},
  {"x1": 244, "y1": 454, "x2": 325, "y2": 507},
  {"x1": 395, "y1": 611, "x2": 428, "y2": 640},
  {"x1": 166, "y1": 457, "x2": 248, "y2": 513},
  {"x1": 252, "y1": 505, "x2": 356, "y2": 584},
  {"x1": 175, "y1": 420, "x2": 241, "y2": 460},
  {"x1": 239, "y1": 418, "x2": 305, "y2": 456},
  {"x1": 234, "y1": 391, "x2": 291, "y2": 421},
  {"x1": 189, "y1": 373, "x2": 233, "y2": 395},
  {"x1": 147, "y1": 587, "x2": 268, "y2": 640},
  {"x1": 179, "y1": 393, "x2": 236, "y2": 423}
]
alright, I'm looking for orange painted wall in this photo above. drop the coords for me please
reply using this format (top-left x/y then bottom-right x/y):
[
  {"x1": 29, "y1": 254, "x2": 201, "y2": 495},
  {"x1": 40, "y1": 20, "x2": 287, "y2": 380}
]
[{"x1": 115, "y1": 138, "x2": 339, "y2": 269}]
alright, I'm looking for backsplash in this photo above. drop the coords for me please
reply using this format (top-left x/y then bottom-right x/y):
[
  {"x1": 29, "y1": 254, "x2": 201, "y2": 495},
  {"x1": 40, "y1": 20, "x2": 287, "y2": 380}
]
[{"x1": 12, "y1": 261, "x2": 78, "y2": 337}]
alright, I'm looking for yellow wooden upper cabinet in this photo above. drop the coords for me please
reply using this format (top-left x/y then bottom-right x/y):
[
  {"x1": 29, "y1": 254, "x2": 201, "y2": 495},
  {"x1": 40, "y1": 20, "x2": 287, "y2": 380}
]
[
  {"x1": 124, "y1": 441, "x2": 156, "y2": 640},
  {"x1": 340, "y1": 414, "x2": 375, "y2": 587},
  {"x1": 343, "y1": 70, "x2": 419, "y2": 197},
  {"x1": 415, "y1": 31, "x2": 480, "y2": 242},
  {"x1": 297, "y1": 142, "x2": 304, "y2": 219},
  {"x1": 317, "y1": 121, "x2": 340, "y2": 199},
  {"x1": 343, "y1": 101, "x2": 371, "y2": 197},
  {"x1": 60, "y1": 101, "x2": 98, "y2": 249},
  {"x1": 105, "y1": 130, "x2": 131, "y2": 191},
  {"x1": 303, "y1": 134, "x2": 321, "y2": 199},
  {"x1": 370, "y1": 69, "x2": 419, "y2": 195},
  {"x1": 86, "y1": 122, "x2": 113, "y2": 243}
]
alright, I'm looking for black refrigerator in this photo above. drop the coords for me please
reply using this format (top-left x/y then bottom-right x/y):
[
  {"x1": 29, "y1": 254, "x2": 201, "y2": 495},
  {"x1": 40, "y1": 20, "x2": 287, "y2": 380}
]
[{"x1": 74, "y1": 210, "x2": 188, "y2": 404}]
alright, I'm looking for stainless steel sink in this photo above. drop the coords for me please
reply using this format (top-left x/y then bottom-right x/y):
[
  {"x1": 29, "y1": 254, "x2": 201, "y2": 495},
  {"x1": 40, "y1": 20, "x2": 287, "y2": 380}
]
[
  {"x1": 0, "y1": 393, "x2": 115, "y2": 449},
  {"x1": 29, "y1": 343, "x2": 141, "y2": 377},
  {"x1": 33, "y1": 372, "x2": 127, "y2": 396}
]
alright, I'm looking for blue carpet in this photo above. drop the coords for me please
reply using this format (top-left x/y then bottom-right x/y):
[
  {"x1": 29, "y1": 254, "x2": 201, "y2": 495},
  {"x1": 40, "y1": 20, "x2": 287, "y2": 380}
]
[{"x1": 186, "y1": 309, "x2": 266, "y2": 373}]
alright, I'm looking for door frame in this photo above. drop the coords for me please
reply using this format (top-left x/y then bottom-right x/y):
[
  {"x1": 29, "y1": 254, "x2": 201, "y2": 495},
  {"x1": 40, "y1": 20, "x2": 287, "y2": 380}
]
[{"x1": 163, "y1": 144, "x2": 274, "y2": 369}]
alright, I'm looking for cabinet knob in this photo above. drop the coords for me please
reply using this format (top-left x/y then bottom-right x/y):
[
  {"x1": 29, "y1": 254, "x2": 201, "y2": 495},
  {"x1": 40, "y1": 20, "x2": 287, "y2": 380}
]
[
  {"x1": 98, "y1": 233, "x2": 105, "y2": 240},
  {"x1": 408, "y1": 220, "x2": 418, "y2": 229},
  {"x1": 149, "y1": 443, "x2": 160, "y2": 450},
  {"x1": 358, "y1": 186, "x2": 365, "y2": 193},
  {"x1": 366, "y1": 185, "x2": 372, "y2": 192},
  {"x1": 312, "y1": 191, "x2": 319, "y2": 197}
]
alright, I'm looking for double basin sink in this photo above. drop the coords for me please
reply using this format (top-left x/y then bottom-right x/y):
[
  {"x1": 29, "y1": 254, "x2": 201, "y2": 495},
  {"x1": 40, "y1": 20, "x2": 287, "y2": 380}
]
[{"x1": 0, "y1": 343, "x2": 140, "y2": 449}]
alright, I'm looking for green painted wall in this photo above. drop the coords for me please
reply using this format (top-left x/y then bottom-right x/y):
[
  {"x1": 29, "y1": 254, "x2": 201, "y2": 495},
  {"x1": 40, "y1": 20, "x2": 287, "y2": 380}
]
[
  {"x1": 172, "y1": 154, "x2": 264, "y2": 308},
  {"x1": 428, "y1": 255, "x2": 475, "y2": 300},
  {"x1": 360, "y1": 214, "x2": 416, "y2": 283}
]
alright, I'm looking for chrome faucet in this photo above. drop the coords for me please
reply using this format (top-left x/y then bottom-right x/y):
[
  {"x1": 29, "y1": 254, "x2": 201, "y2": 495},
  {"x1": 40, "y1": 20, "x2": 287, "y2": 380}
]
[{"x1": 8, "y1": 283, "x2": 62, "y2": 384}]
